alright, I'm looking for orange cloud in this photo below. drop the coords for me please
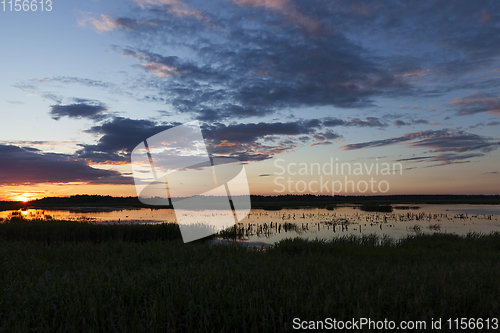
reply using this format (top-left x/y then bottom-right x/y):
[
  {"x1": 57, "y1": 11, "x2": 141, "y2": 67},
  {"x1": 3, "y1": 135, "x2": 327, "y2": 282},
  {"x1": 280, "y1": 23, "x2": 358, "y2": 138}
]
[
  {"x1": 350, "y1": 4, "x2": 373, "y2": 16},
  {"x1": 232, "y1": 0, "x2": 323, "y2": 35},
  {"x1": 218, "y1": 140, "x2": 237, "y2": 147},
  {"x1": 449, "y1": 96, "x2": 500, "y2": 116},
  {"x1": 233, "y1": 0, "x2": 288, "y2": 11},
  {"x1": 78, "y1": 14, "x2": 117, "y2": 33},
  {"x1": 133, "y1": 0, "x2": 205, "y2": 21},
  {"x1": 142, "y1": 63, "x2": 181, "y2": 77},
  {"x1": 394, "y1": 69, "x2": 430, "y2": 78},
  {"x1": 478, "y1": 10, "x2": 493, "y2": 23}
]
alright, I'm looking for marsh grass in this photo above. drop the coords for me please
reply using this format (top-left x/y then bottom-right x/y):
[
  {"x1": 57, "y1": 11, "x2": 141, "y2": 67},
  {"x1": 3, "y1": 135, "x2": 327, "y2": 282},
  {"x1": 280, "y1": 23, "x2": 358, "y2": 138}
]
[
  {"x1": 0, "y1": 217, "x2": 185, "y2": 243},
  {"x1": 0, "y1": 219, "x2": 499, "y2": 332}
]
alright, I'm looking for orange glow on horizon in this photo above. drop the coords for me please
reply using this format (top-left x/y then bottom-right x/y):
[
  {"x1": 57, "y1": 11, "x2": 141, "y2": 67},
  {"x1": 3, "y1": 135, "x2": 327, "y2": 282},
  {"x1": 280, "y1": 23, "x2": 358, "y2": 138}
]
[{"x1": 14, "y1": 194, "x2": 31, "y2": 203}]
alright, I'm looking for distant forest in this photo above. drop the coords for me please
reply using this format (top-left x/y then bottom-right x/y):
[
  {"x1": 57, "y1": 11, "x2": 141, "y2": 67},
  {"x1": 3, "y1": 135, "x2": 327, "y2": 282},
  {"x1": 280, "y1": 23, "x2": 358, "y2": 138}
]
[{"x1": 0, "y1": 194, "x2": 499, "y2": 211}]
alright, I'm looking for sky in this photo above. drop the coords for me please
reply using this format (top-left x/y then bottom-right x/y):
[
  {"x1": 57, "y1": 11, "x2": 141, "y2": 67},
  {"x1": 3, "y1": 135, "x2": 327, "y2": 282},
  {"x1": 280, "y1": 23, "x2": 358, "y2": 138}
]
[{"x1": 0, "y1": 0, "x2": 499, "y2": 201}]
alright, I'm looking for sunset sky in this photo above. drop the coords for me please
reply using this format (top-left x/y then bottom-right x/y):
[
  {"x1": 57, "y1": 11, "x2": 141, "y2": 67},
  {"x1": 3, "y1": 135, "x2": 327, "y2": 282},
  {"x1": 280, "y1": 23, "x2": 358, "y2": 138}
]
[{"x1": 1, "y1": 0, "x2": 499, "y2": 201}]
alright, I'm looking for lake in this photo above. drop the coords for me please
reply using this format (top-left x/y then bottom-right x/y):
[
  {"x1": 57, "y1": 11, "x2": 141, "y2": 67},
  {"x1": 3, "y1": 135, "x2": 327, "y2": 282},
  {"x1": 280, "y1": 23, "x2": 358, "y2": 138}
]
[{"x1": 1, "y1": 204, "x2": 499, "y2": 244}]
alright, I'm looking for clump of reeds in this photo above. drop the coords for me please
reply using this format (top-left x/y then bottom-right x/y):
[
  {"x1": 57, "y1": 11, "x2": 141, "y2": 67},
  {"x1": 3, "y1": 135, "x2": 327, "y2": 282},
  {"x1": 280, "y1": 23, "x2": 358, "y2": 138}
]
[{"x1": 428, "y1": 223, "x2": 441, "y2": 231}]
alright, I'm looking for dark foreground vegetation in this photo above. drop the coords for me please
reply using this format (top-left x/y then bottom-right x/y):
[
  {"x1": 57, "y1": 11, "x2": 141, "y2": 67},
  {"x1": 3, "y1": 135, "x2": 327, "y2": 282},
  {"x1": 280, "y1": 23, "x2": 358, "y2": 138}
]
[{"x1": 0, "y1": 218, "x2": 499, "y2": 332}]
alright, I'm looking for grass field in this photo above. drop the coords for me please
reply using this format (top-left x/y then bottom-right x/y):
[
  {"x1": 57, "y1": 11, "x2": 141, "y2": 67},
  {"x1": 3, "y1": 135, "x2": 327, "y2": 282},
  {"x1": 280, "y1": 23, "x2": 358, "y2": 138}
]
[{"x1": 0, "y1": 218, "x2": 499, "y2": 332}]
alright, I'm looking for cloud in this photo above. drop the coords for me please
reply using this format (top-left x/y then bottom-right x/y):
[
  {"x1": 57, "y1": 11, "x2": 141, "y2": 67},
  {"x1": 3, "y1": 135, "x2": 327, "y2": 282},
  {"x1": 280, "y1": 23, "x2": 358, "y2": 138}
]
[
  {"x1": 22, "y1": 76, "x2": 130, "y2": 102},
  {"x1": 12, "y1": 82, "x2": 63, "y2": 103},
  {"x1": 69, "y1": 1, "x2": 500, "y2": 169},
  {"x1": 408, "y1": 132, "x2": 500, "y2": 153},
  {"x1": 449, "y1": 94, "x2": 500, "y2": 116},
  {"x1": 50, "y1": 99, "x2": 109, "y2": 120},
  {"x1": 202, "y1": 120, "x2": 328, "y2": 161},
  {"x1": 101, "y1": 1, "x2": 411, "y2": 122},
  {"x1": 77, "y1": 117, "x2": 179, "y2": 163},
  {"x1": 412, "y1": 119, "x2": 430, "y2": 125},
  {"x1": 133, "y1": 0, "x2": 206, "y2": 21},
  {"x1": 0, "y1": 140, "x2": 80, "y2": 154},
  {"x1": 341, "y1": 130, "x2": 448, "y2": 150},
  {"x1": 394, "y1": 119, "x2": 444, "y2": 126},
  {"x1": 231, "y1": 0, "x2": 325, "y2": 35},
  {"x1": 312, "y1": 131, "x2": 340, "y2": 141},
  {"x1": 73, "y1": 0, "x2": 500, "y2": 126},
  {"x1": 321, "y1": 117, "x2": 387, "y2": 128},
  {"x1": 202, "y1": 120, "x2": 322, "y2": 144},
  {"x1": 46, "y1": 77, "x2": 115, "y2": 89},
  {"x1": 322, "y1": 118, "x2": 346, "y2": 127},
  {"x1": 394, "y1": 120, "x2": 410, "y2": 126},
  {"x1": 345, "y1": 117, "x2": 387, "y2": 127},
  {"x1": 76, "y1": 116, "x2": 340, "y2": 163},
  {"x1": 78, "y1": 13, "x2": 119, "y2": 33},
  {"x1": 342, "y1": 129, "x2": 500, "y2": 154},
  {"x1": 337, "y1": 1, "x2": 500, "y2": 74},
  {"x1": 311, "y1": 131, "x2": 340, "y2": 146},
  {"x1": 0, "y1": 145, "x2": 131, "y2": 186},
  {"x1": 396, "y1": 152, "x2": 485, "y2": 167}
]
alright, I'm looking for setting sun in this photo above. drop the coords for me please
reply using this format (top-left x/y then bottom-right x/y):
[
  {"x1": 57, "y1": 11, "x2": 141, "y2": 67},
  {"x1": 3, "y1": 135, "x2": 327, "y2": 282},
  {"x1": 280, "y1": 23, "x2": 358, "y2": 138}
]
[{"x1": 15, "y1": 194, "x2": 30, "y2": 203}]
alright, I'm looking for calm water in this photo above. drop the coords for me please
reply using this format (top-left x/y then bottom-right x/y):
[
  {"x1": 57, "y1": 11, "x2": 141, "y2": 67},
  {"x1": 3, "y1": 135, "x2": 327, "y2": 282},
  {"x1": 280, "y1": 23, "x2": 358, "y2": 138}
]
[{"x1": 1, "y1": 205, "x2": 499, "y2": 244}]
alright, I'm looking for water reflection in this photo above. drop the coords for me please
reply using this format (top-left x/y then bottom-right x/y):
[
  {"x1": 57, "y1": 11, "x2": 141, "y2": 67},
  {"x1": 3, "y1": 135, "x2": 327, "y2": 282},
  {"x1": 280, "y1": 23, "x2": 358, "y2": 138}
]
[{"x1": 1, "y1": 205, "x2": 499, "y2": 244}]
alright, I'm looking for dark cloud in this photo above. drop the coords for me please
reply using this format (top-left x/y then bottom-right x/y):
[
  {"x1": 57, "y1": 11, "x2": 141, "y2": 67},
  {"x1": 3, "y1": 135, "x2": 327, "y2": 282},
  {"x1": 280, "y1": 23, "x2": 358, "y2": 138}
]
[
  {"x1": 342, "y1": 129, "x2": 500, "y2": 153},
  {"x1": 77, "y1": 117, "x2": 179, "y2": 163},
  {"x1": 322, "y1": 118, "x2": 346, "y2": 127},
  {"x1": 323, "y1": 0, "x2": 500, "y2": 74},
  {"x1": 396, "y1": 153, "x2": 485, "y2": 167},
  {"x1": 103, "y1": 0, "x2": 414, "y2": 122},
  {"x1": 81, "y1": 0, "x2": 500, "y2": 124},
  {"x1": 76, "y1": 116, "x2": 342, "y2": 163},
  {"x1": 202, "y1": 120, "x2": 322, "y2": 144},
  {"x1": 449, "y1": 94, "x2": 500, "y2": 116},
  {"x1": 312, "y1": 131, "x2": 340, "y2": 141},
  {"x1": 58, "y1": 1, "x2": 500, "y2": 180},
  {"x1": 202, "y1": 120, "x2": 327, "y2": 161},
  {"x1": 321, "y1": 117, "x2": 387, "y2": 128},
  {"x1": 50, "y1": 99, "x2": 109, "y2": 120},
  {"x1": 394, "y1": 120, "x2": 410, "y2": 126},
  {"x1": 394, "y1": 119, "x2": 443, "y2": 126},
  {"x1": 409, "y1": 132, "x2": 499, "y2": 153},
  {"x1": 345, "y1": 117, "x2": 387, "y2": 127},
  {"x1": 311, "y1": 131, "x2": 341, "y2": 146},
  {"x1": 0, "y1": 145, "x2": 131, "y2": 186},
  {"x1": 396, "y1": 156, "x2": 435, "y2": 162},
  {"x1": 341, "y1": 130, "x2": 448, "y2": 150},
  {"x1": 207, "y1": 141, "x2": 295, "y2": 162},
  {"x1": 413, "y1": 119, "x2": 430, "y2": 124}
]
